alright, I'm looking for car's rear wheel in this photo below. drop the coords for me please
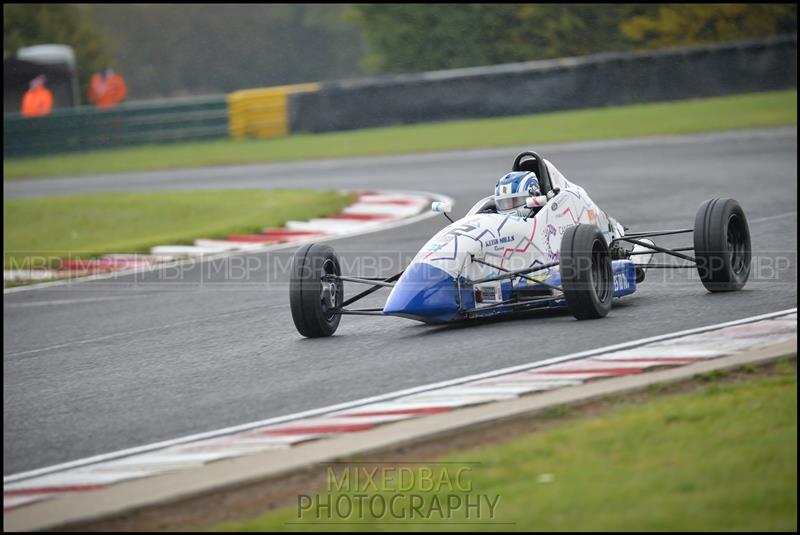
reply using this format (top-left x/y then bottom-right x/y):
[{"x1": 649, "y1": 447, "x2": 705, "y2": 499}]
[
  {"x1": 290, "y1": 243, "x2": 343, "y2": 337},
  {"x1": 560, "y1": 224, "x2": 613, "y2": 320},
  {"x1": 693, "y1": 198, "x2": 751, "y2": 292}
]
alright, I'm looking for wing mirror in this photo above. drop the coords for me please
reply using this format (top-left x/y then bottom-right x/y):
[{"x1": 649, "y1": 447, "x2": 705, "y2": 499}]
[
  {"x1": 431, "y1": 201, "x2": 453, "y2": 213},
  {"x1": 431, "y1": 201, "x2": 455, "y2": 223}
]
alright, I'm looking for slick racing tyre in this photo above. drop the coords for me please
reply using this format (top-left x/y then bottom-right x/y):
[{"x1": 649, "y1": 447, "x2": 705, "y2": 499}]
[
  {"x1": 694, "y1": 198, "x2": 751, "y2": 292},
  {"x1": 290, "y1": 243, "x2": 343, "y2": 337},
  {"x1": 560, "y1": 224, "x2": 613, "y2": 320}
]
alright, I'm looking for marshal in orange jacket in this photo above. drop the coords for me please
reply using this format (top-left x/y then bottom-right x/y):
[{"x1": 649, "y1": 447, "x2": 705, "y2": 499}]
[
  {"x1": 88, "y1": 70, "x2": 128, "y2": 108},
  {"x1": 21, "y1": 85, "x2": 53, "y2": 117}
]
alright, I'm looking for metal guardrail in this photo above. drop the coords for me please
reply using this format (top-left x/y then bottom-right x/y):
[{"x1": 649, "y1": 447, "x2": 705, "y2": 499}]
[{"x1": 4, "y1": 94, "x2": 229, "y2": 158}]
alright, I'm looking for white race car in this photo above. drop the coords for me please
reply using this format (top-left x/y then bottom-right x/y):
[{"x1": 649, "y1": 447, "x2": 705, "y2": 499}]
[{"x1": 290, "y1": 152, "x2": 751, "y2": 337}]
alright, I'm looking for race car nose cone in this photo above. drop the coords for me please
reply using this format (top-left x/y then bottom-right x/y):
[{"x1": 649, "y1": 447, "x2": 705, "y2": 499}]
[{"x1": 383, "y1": 262, "x2": 471, "y2": 323}]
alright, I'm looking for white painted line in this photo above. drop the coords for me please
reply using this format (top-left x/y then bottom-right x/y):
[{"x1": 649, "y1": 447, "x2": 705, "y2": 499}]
[
  {"x1": 5, "y1": 269, "x2": 96, "y2": 282},
  {"x1": 524, "y1": 372, "x2": 619, "y2": 380},
  {"x1": 470, "y1": 379, "x2": 584, "y2": 389},
  {"x1": 4, "y1": 470, "x2": 156, "y2": 491},
  {"x1": 171, "y1": 435, "x2": 314, "y2": 451},
  {"x1": 4, "y1": 270, "x2": 61, "y2": 281},
  {"x1": 100, "y1": 254, "x2": 164, "y2": 261},
  {"x1": 434, "y1": 385, "x2": 550, "y2": 395},
  {"x1": 644, "y1": 338, "x2": 764, "y2": 352},
  {"x1": 285, "y1": 219, "x2": 378, "y2": 233},
  {"x1": 583, "y1": 358, "x2": 673, "y2": 369},
  {"x1": 402, "y1": 393, "x2": 519, "y2": 403},
  {"x1": 93, "y1": 452, "x2": 241, "y2": 470},
  {"x1": 192, "y1": 239, "x2": 246, "y2": 250},
  {"x1": 168, "y1": 445, "x2": 291, "y2": 456},
  {"x1": 3, "y1": 494, "x2": 54, "y2": 509},
  {"x1": 4, "y1": 308, "x2": 795, "y2": 485},
  {"x1": 169, "y1": 438, "x2": 287, "y2": 450},
  {"x1": 256, "y1": 416, "x2": 403, "y2": 430},
  {"x1": 697, "y1": 321, "x2": 798, "y2": 338},
  {"x1": 536, "y1": 360, "x2": 633, "y2": 371},
  {"x1": 358, "y1": 194, "x2": 429, "y2": 203},
  {"x1": 331, "y1": 407, "x2": 450, "y2": 417},
  {"x1": 150, "y1": 245, "x2": 230, "y2": 256},
  {"x1": 194, "y1": 239, "x2": 269, "y2": 251},
  {"x1": 597, "y1": 346, "x2": 724, "y2": 360},
  {"x1": 343, "y1": 204, "x2": 423, "y2": 217},
  {"x1": 332, "y1": 400, "x2": 484, "y2": 412}
]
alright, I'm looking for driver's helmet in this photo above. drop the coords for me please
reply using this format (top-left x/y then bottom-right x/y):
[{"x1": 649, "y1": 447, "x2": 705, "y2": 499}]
[{"x1": 494, "y1": 171, "x2": 540, "y2": 214}]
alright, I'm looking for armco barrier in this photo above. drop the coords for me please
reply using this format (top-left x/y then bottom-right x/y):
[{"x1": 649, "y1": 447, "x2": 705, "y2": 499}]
[
  {"x1": 4, "y1": 94, "x2": 229, "y2": 158},
  {"x1": 288, "y1": 35, "x2": 797, "y2": 133},
  {"x1": 228, "y1": 83, "x2": 318, "y2": 139}
]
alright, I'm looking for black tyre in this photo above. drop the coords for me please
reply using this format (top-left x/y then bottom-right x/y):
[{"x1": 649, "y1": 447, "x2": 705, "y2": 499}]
[
  {"x1": 290, "y1": 243, "x2": 343, "y2": 337},
  {"x1": 560, "y1": 224, "x2": 613, "y2": 320},
  {"x1": 693, "y1": 198, "x2": 751, "y2": 292}
]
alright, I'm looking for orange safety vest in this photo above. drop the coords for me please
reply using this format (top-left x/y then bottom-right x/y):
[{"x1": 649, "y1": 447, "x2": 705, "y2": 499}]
[
  {"x1": 21, "y1": 86, "x2": 53, "y2": 117},
  {"x1": 88, "y1": 73, "x2": 128, "y2": 108}
]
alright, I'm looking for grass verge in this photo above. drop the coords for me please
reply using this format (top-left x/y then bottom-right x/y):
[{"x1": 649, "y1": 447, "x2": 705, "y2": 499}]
[
  {"x1": 218, "y1": 359, "x2": 797, "y2": 532},
  {"x1": 4, "y1": 90, "x2": 796, "y2": 180},
  {"x1": 3, "y1": 189, "x2": 355, "y2": 269}
]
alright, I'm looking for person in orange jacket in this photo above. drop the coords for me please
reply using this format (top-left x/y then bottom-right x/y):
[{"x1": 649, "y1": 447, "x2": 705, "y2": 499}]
[
  {"x1": 88, "y1": 68, "x2": 128, "y2": 108},
  {"x1": 21, "y1": 75, "x2": 53, "y2": 118}
]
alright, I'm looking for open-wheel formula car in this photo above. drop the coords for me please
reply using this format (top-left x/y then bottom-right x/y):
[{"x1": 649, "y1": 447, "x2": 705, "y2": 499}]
[{"x1": 289, "y1": 152, "x2": 751, "y2": 337}]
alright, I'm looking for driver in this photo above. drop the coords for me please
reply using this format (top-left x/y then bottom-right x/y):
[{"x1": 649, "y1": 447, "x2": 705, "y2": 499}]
[{"x1": 493, "y1": 171, "x2": 542, "y2": 217}]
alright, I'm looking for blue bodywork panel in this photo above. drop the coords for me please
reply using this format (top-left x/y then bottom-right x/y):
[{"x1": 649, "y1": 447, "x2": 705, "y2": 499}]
[
  {"x1": 383, "y1": 259, "x2": 637, "y2": 323},
  {"x1": 611, "y1": 259, "x2": 637, "y2": 297},
  {"x1": 383, "y1": 262, "x2": 473, "y2": 323}
]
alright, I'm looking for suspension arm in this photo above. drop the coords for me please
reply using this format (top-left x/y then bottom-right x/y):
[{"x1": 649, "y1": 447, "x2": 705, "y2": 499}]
[
  {"x1": 613, "y1": 237, "x2": 697, "y2": 263},
  {"x1": 622, "y1": 228, "x2": 693, "y2": 239},
  {"x1": 339, "y1": 271, "x2": 404, "y2": 308}
]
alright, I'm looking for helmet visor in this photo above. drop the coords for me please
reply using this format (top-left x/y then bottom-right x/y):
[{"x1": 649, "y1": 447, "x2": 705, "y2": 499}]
[{"x1": 496, "y1": 195, "x2": 527, "y2": 212}]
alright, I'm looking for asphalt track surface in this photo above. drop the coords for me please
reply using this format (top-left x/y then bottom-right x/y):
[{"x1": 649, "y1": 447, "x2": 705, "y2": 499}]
[{"x1": 4, "y1": 128, "x2": 797, "y2": 476}]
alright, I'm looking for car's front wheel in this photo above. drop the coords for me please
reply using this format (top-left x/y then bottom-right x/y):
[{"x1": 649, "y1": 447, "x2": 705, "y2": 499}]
[
  {"x1": 693, "y1": 198, "x2": 751, "y2": 292},
  {"x1": 559, "y1": 224, "x2": 613, "y2": 320},
  {"x1": 289, "y1": 243, "x2": 343, "y2": 337}
]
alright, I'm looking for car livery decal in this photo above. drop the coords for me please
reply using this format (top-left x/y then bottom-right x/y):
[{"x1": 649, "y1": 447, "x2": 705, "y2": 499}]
[{"x1": 410, "y1": 174, "x2": 619, "y2": 287}]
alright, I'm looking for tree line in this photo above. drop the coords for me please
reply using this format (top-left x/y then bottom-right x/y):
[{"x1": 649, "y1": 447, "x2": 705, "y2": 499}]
[
  {"x1": 350, "y1": 4, "x2": 796, "y2": 72},
  {"x1": 4, "y1": 4, "x2": 796, "y2": 103}
]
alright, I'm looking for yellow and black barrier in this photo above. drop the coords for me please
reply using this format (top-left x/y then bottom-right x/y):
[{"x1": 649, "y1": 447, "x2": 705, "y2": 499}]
[{"x1": 227, "y1": 83, "x2": 319, "y2": 140}]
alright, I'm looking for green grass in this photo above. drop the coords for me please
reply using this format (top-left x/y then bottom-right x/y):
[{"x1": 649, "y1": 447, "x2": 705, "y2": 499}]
[
  {"x1": 4, "y1": 90, "x2": 796, "y2": 180},
  {"x1": 3, "y1": 189, "x2": 354, "y2": 269},
  {"x1": 219, "y1": 365, "x2": 797, "y2": 531}
]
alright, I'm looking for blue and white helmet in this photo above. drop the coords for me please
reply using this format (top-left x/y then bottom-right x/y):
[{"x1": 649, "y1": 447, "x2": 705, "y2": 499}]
[{"x1": 494, "y1": 171, "x2": 540, "y2": 213}]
